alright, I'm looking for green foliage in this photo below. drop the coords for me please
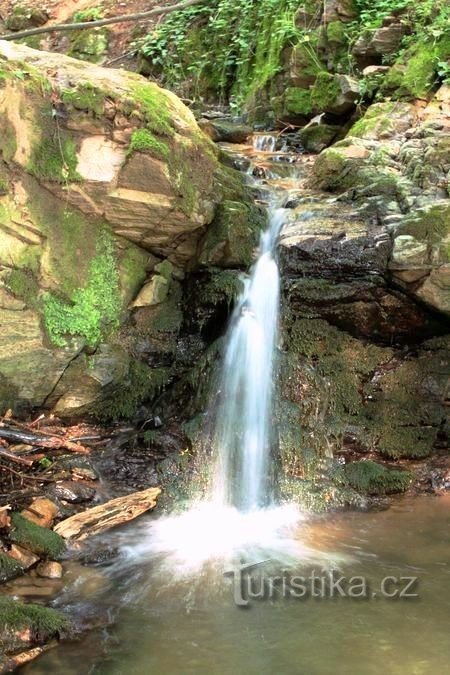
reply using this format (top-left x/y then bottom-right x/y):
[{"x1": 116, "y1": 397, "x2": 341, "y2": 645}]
[
  {"x1": 127, "y1": 129, "x2": 169, "y2": 159},
  {"x1": 140, "y1": 0, "x2": 301, "y2": 110},
  {"x1": 0, "y1": 597, "x2": 69, "y2": 638},
  {"x1": 341, "y1": 460, "x2": 412, "y2": 494},
  {"x1": 43, "y1": 231, "x2": 121, "y2": 347},
  {"x1": 6, "y1": 268, "x2": 39, "y2": 308},
  {"x1": 200, "y1": 270, "x2": 244, "y2": 306},
  {"x1": 72, "y1": 6, "x2": 104, "y2": 22},
  {"x1": 10, "y1": 513, "x2": 66, "y2": 558},
  {"x1": 354, "y1": 0, "x2": 412, "y2": 31}
]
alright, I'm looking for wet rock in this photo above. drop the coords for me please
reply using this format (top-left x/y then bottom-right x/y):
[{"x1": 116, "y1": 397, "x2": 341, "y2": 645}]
[
  {"x1": 21, "y1": 498, "x2": 58, "y2": 529},
  {"x1": 55, "y1": 455, "x2": 99, "y2": 481},
  {"x1": 297, "y1": 117, "x2": 339, "y2": 153},
  {"x1": 199, "y1": 118, "x2": 252, "y2": 143},
  {"x1": 46, "y1": 481, "x2": 96, "y2": 504},
  {"x1": 36, "y1": 561, "x2": 63, "y2": 579}
]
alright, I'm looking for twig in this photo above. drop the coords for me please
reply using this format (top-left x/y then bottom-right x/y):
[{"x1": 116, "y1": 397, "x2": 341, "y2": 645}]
[
  {"x1": 0, "y1": 464, "x2": 54, "y2": 483},
  {"x1": 0, "y1": 0, "x2": 205, "y2": 41}
]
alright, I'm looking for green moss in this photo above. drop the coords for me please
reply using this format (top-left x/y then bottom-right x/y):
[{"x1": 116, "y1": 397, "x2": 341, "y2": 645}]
[
  {"x1": 119, "y1": 244, "x2": 149, "y2": 299},
  {"x1": 6, "y1": 268, "x2": 39, "y2": 308},
  {"x1": 376, "y1": 426, "x2": 437, "y2": 459},
  {"x1": 310, "y1": 72, "x2": 340, "y2": 111},
  {"x1": 327, "y1": 20, "x2": 346, "y2": 45},
  {"x1": 395, "y1": 203, "x2": 450, "y2": 244},
  {"x1": 341, "y1": 460, "x2": 412, "y2": 494},
  {"x1": 127, "y1": 129, "x2": 169, "y2": 159},
  {"x1": 10, "y1": 513, "x2": 65, "y2": 558},
  {"x1": 28, "y1": 135, "x2": 80, "y2": 184},
  {"x1": 61, "y1": 83, "x2": 105, "y2": 116},
  {"x1": 96, "y1": 361, "x2": 171, "y2": 421},
  {"x1": 0, "y1": 553, "x2": 24, "y2": 583},
  {"x1": 131, "y1": 84, "x2": 175, "y2": 137},
  {"x1": 200, "y1": 269, "x2": 244, "y2": 306},
  {"x1": 0, "y1": 597, "x2": 69, "y2": 639},
  {"x1": 349, "y1": 102, "x2": 397, "y2": 138},
  {"x1": 284, "y1": 87, "x2": 313, "y2": 116},
  {"x1": 43, "y1": 231, "x2": 121, "y2": 347}
]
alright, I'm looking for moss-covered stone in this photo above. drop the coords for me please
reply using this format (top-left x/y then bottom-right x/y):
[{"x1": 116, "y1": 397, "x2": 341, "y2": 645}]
[
  {"x1": 0, "y1": 596, "x2": 69, "y2": 642},
  {"x1": 0, "y1": 553, "x2": 24, "y2": 583},
  {"x1": 198, "y1": 200, "x2": 266, "y2": 268},
  {"x1": 340, "y1": 460, "x2": 412, "y2": 494},
  {"x1": 10, "y1": 513, "x2": 65, "y2": 558},
  {"x1": 127, "y1": 129, "x2": 169, "y2": 159},
  {"x1": 28, "y1": 135, "x2": 81, "y2": 184}
]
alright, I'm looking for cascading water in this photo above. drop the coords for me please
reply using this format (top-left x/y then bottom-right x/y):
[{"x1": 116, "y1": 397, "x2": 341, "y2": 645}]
[{"x1": 211, "y1": 204, "x2": 285, "y2": 511}]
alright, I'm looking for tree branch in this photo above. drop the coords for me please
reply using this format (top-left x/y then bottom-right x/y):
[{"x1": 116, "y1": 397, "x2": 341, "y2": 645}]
[{"x1": 0, "y1": 0, "x2": 205, "y2": 42}]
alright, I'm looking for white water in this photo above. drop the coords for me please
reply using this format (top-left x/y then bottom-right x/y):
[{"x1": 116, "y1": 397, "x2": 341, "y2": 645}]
[{"x1": 211, "y1": 205, "x2": 285, "y2": 511}]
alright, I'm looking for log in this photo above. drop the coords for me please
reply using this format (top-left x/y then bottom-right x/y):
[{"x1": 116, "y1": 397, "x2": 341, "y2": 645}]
[
  {"x1": 0, "y1": 642, "x2": 57, "y2": 673},
  {"x1": 0, "y1": 0, "x2": 205, "y2": 41},
  {"x1": 54, "y1": 487, "x2": 161, "y2": 541},
  {"x1": 0, "y1": 428, "x2": 89, "y2": 455}
]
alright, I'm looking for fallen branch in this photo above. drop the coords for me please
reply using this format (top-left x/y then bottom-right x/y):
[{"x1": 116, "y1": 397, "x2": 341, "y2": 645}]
[
  {"x1": 54, "y1": 487, "x2": 161, "y2": 541},
  {"x1": 0, "y1": 449, "x2": 34, "y2": 467},
  {"x1": 0, "y1": 642, "x2": 57, "y2": 673},
  {"x1": 0, "y1": 428, "x2": 89, "y2": 455},
  {"x1": 0, "y1": 0, "x2": 205, "y2": 41}
]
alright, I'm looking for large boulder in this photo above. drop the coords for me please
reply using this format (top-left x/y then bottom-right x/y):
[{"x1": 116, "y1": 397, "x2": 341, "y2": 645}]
[{"x1": 0, "y1": 41, "x2": 246, "y2": 415}]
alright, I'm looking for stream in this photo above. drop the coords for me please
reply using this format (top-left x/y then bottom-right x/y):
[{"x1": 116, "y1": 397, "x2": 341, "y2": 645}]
[{"x1": 18, "y1": 135, "x2": 450, "y2": 674}]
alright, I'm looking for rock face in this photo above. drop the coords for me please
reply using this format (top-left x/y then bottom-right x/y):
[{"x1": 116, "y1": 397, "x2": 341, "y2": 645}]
[
  {"x1": 308, "y1": 88, "x2": 450, "y2": 317},
  {"x1": 0, "y1": 41, "x2": 249, "y2": 416}
]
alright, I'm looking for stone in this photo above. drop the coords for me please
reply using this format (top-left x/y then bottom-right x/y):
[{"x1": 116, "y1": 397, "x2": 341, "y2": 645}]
[
  {"x1": 199, "y1": 119, "x2": 252, "y2": 143},
  {"x1": 7, "y1": 545, "x2": 39, "y2": 569},
  {"x1": 391, "y1": 235, "x2": 429, "y2": 268},
  {"x1": 417, "y1": 265, "x2": 450, "y2": 315},
  {"x1": 36, "y1": 561, "x2": 63, "y2": 579},
  {"x1": 297, "y1": 118, "x2": 339, "y2": 153},
  {"x1": 131, "y1": 275, "x2": 169, "y2": 307},
  {"x1": 46, "y1": 481, "x2": 97, "y2": 504},
  {"x1": 353, "y1": 23, "x2": 408, "y2": 66},
  {"x1": 21, "y1": 498, "x2": 58, "y2": 529}
]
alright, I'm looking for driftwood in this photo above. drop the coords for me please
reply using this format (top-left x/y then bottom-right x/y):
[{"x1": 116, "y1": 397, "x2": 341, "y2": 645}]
[
  {"x1": 0, "y1": 642, "x2": 57, "y2": 673},
  {"x1": 54, "y1": 487, "x2": 161, "y2": 541},
  {"x1": 0, "y1": 0, "x2": 205, "y2": 41},
  {"x1": 0, "y1": 428, "x2": 89, "y2": 455}
]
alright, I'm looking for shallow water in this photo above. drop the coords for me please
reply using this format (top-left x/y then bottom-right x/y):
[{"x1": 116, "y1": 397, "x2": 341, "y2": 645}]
[{"x1": 23, "y1": 494, "x2": 450, "y2": 674}]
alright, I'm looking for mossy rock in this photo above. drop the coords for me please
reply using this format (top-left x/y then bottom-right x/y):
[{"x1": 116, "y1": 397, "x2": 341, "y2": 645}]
[
  {"x1": 10, "y1": 513, "x2": 66, "y2": 558},
  {"x1": 69, "y1": 28, "x2": 109, "y2": 64},
  {"x1": 197, "y1": 200, "x2": 266, "y2": 268},
  {"x1": 0, "y1": 596, "x2": 69, "y2": 643},
  {"x1": 341, "y1": 460, "x2": 412, "y2": 495},
  {"x1": 0, "y1": 553, "x2": 24, "y2": 583}
]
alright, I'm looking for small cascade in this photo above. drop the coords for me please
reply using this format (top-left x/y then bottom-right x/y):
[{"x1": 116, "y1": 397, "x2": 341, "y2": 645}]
[
  {"x1": 211, "y1": 202, "x2": 286, "y2": 511},
  {"x1": 252, "y1": 133, "x2": 278, "y2": 152}
]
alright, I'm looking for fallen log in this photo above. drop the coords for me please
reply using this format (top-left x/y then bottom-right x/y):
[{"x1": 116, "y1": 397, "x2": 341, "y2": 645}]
[
  {"x1": 0, "y1": 429, "x2": 89, "y2": 455},
  {"x1": 0, "y1": 642, "x2": 57, "y2": 673},
  {"x1": 54, "y1": 487, "x2": 161, "y2": 541}
]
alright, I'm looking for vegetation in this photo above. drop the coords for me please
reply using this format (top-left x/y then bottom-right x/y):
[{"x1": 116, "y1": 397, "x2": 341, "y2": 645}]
[
  {"x1": 127, "y1": 129, "x2": 169, "y2": 159},
  {"x1": 0, "y1": 597, "x2": 69, "y2": 639},
  {"x1": 10, "y1": 513, "x2": 66, "y2": 558},
  {"x1": 43, "y1": 231, "x2": 121, "y2": 347}
]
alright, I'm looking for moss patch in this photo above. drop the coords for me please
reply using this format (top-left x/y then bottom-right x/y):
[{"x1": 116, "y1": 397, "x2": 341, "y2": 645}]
[
  {"x1": 341, "y1": 460, "x2": 412, "y2": 494},
  {"x1": 0, "y1": 553, "x2": 24, "y2": 583},
  {"x1": 10, "y1": 513, "x2": 65, "y2": 558},
  {"x1": 127, "y1": 129, "x2": 169, "y2": 160},
  {"x1": 61, "y1": 83, "x2": 106, "y2": 116},
  {"x1": 0, "y1": 596, "x2": 69, "y2": 640},
  {"x1": 28, "y1": 135, "x2": 80, "y2": 184},
  {"x1": 43, "y1": 230, "x2": 121, "y2": 347}
]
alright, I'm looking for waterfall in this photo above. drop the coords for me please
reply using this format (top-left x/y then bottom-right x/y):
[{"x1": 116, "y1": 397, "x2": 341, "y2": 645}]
[
  {"x1": 253, "y1": 133, "x2": 278, "y2": 152},
  {"x1": 211, "y1": 205, "x2": 285, "y2": 511}
]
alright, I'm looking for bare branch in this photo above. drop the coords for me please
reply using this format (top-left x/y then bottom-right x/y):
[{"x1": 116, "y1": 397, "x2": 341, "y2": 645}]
[{"x1": 0, "y1": 0, "x2": 205, "y2": 42}]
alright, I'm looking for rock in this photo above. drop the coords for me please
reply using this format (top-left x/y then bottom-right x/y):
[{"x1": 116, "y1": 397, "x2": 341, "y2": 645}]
[
  {"x1": 198, "y1": 119, "x2": 252, "y2": 143},
  {"x1": 353, "y1": 23, "x2": 408, "y2": 66},
  {"x1": 297, "y1": 117, "x2": 339, "y2": 153},
  {"x1": 197, "y1": 200, "x2": 266, "y2": 268},
  {"x1": 7, "y1": 544, "x2": 39, "y2": 570},
  {"x1": 21, "y1": 498, "x2": 58, "y2": 529},
  {"x1": 36, "y1": 561, "x2": 63, "y2": 579},
  {"x1": 417, "y1": 265, "x2": 450, "y2": 315},
  {"x1": 391, "y1": 235, "x2": 429, "y2": 268},
  {"x1": 0, "y1": 41, "x2": 249, "y2": 417},
  {"x1": 0, "y1": 552, "x2": 24, "y2": 583},
  {"x1": 362, "y1": 66, "x2": 390, "y2": 77},
  {"x1": 5, "y1": 5, "x2": 49, "y2": 31},
  {"x1": 131, "y1": 275, "x2": 169, "y2": 307},
  {"x1": 349, "y1": 102, "x2": 417, "y2": 140},
  {"x1": 46, "y1": 481, "x2": 97, "y2": 504}
]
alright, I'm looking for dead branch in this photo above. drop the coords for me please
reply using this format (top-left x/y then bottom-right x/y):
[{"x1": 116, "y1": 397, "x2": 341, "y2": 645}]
[
  {"x1": 0, "y1": 0, "x2": 205, "y2": 41},
  {"x1": 0, "y1": 428, "x2": 89, "y2": 454},
  {"x1": 54, "y1": 487, "x2": 161, "y2": 541}
]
